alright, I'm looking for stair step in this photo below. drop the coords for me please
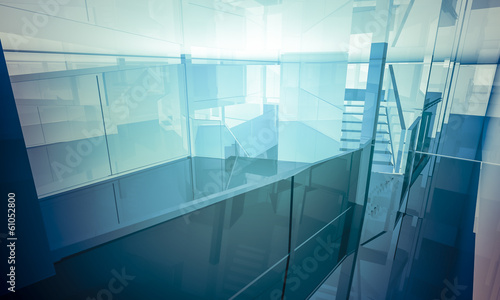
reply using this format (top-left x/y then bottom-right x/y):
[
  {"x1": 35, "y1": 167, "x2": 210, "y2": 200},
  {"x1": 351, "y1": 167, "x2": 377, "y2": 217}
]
[
  {"x1": 344, "y1": 105, "x2": 388, "y2": 109},
  {"x1": 341, "y1": 138, "x2": 361, "y2": 142},
  {"x1": 374, "y1": 150, "x2": 392, "y2": 154},
  {"x1": 373, "y1": 160, "x2": 394, "y2": 166},
  {"x1": 340, "y1": 149, "x2": 393, "y2": 154},
  {"x1": 372, "y1": 164, "x2": 395, "y2": 173},
  {"x1": 341, "y1": 129, "x2": 389, "y2": 134},
  {"x1": 341, "y1": 138, "x2": 391, "y2": 144},
  {"x1": 344, "y1": 112, "x2": 387, "y2": 116},
  {"x1": 342, "y1": 125, "x2": 363, "y2": 131},
  {"x1": 344, "y1": 111, "x2": 363, "y2": 116},
  {"x1": 341, "y1": 120, "x2": 389, "y2": 126},
  {"x1": 344, "y1": 99, "x2": 387, "y2": 104}
]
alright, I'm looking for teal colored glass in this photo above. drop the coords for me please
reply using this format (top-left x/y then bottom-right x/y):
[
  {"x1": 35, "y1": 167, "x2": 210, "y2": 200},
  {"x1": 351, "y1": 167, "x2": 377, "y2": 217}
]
[
  {"x1": 12, "y1": 74, "x2": 111, "y2": 196},
  {"x1": 102, "y1": 64, "x2": 189, "y2": 174}
]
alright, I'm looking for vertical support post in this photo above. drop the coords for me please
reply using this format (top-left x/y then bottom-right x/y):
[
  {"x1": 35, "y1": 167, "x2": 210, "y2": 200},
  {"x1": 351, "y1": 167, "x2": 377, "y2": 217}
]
[
  {"x1": 181, "y1": 54, "x2": 197, "y2": 201},
  {"x1": 337, "y1": 42, "x2": 389, "y2": 300},
  {"x1": 360, "y1": 43, "x2": 388, "y2": 146}
]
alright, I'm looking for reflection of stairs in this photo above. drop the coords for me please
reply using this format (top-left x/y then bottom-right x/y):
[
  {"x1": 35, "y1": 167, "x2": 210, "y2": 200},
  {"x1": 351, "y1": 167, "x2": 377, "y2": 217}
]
[
  {"x1": 340, "y1": 92, "x2": 394, "y2": 173},
  {"x1": 310, "y1": 283, "x2": 338, "y2": 300},
  {"x1": 222, "y1": 244, "x2": 268, "y2": 298}
]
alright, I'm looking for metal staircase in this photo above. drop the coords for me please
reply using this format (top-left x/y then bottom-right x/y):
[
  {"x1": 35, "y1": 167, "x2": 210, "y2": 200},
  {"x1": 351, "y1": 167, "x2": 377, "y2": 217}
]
[{"x1": 340, "y1": 92, "x2": 395, "y2": 173}]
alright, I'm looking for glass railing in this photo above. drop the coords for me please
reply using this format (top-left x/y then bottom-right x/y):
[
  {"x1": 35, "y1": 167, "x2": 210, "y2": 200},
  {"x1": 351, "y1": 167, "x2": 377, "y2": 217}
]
[{"x1": 12, "y1": 55, "x2": 381, "y2": 199}]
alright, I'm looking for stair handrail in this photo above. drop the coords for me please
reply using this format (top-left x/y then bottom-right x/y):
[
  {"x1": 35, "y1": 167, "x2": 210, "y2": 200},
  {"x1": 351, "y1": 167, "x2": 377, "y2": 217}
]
[
  {"x1": 388, "y1": 64, "x2": 406, "y2": 130},
  {"x1": 384, "y1": 106, "x2": 396, "y2": 169},
  {"x1": 189, "y1": 116, "x2": 251, "y2": 157},
  {"x1": 221, "y1": 122, "x2": 251, "y2": 157}
]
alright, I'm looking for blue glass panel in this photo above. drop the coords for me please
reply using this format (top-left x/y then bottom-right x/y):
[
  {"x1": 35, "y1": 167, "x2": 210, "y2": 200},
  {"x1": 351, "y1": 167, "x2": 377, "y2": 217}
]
[
  {"x1": 116, "y1": 158, "x2": 193, "y2": 224},
  {"x1": 40, "y1": 183, "x2": 119, "y2": 249},
  {"x1": 12, "y1": 75, "x2": 112, "y2": 196},
  {"x1": 292, "y1": 153, "x2": 353, "y2": 246},
  {"x1": 102, "y1": 65, "x2": 189, "y2": 174},
  {"x1": 284, "y1": 212, "x2": 348, "y2": 300}
]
